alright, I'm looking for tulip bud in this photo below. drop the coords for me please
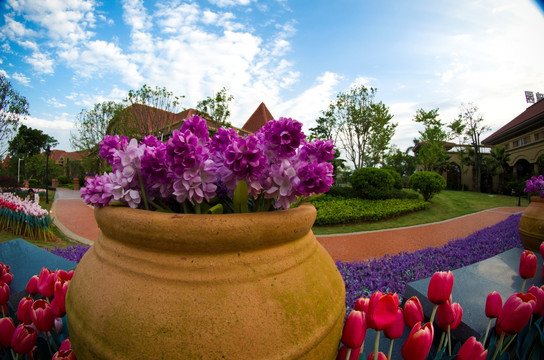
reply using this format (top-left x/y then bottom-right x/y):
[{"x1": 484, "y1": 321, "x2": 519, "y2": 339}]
[
  {"x1": 52, "y1": 349, "x2": 77, "y2": 360},
  {"x1": 527, "y1": 285, "x2": 544, "y2": 315},
  {"x1": 11, "y1": 324, "x2": 37, "y2": 355},
  {"x1": 485, "y1": 291, "x2": 502, "y2": 318},
  {"x1": 427, "y1": 271, "x2": 454, "y2": 305},
  {"x1": 436, "y1": 300, "x2": 454, "y2": 331},
  {"x1": 354, "y1": 297, "x2": 370, "y2": 313},
  {"x1": 450, "y1": 302, "x2": 463, "y2": 330},
  {"x1": 59, "y1": 338, "x2": 72, "y2": 352},
  {"x1": 0, "y1": 317, "x2": 15, "y2": 348},
  {"x1": 519, "y1": 250, "x2": 537, "y2": 279},
  {"x1": 26, "y1": 276, "x2": 39, "y2": 295},
  {"x1": 367, "y1": 292, "x2": 398, "y2": 330},
  {"x1": 457, "y1": 336, "x2": 487, "y2": 360},
  {"x1": 30, "y1": 299, "x2": 55, "y2": 332},
  {"x1": 341, "y1": 310, "x2": 367, "y2": 348},
  {"x1": 336, "y1": 344, "x2": 361, "y2": 360},
  {"x1": 496, "y1": 293, "x2": 536, "y2": 335},
  {"x1": 367, "y1": 351, "x2": 387, "y2": 360},
  {"x1": 0, "y1": 272, "x2": 13, "y2": 286},
  {"x1": 17, "y1": 297, "x2": 34, "y2": 324},
  {"x1": 401, "y1": 322, "x2": 434, "y2": 360},
  {"x1": 403, "y1": 296, "x2": 424, "y2": 329},
  {"x1": 384, "y1": 307, "x2": 404, "y2": 340},
  {"x1": 37, "y1": 268, "x2": 55, "y2": 298},
  {"x1": 54, "y1": 317, "x2": 63, "y2": 334},
  {"x1": 0, "y1": 282, "x2": 9, "y2": 305}
]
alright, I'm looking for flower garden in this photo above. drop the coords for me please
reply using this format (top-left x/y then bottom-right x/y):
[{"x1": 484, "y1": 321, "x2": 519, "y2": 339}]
[{"x1": 0, "y1": 192, "x2": 54, "y2": 242}]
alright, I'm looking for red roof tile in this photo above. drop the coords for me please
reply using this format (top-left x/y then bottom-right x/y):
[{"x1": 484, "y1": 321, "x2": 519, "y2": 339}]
[
  {"x1": 483, "y1": 100, "x2": 544, "y2": 144},
  {"x1": 241, "y1": 102, "x2": 275, "y2": 134}
]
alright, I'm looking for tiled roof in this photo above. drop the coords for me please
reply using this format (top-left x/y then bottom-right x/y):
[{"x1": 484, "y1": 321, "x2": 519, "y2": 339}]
[
  {"x1": 241, "y1": 102, "x2": 274, "y2": 134},
  {"x1": 483, "y1": 100, "x2": 544, "y2": 144},
  {"x1": 49, "y1": 150, "x2": 88, "y2": 162}
]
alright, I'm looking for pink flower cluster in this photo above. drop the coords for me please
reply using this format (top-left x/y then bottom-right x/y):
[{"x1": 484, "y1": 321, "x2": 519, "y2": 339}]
[
  {"x1": 81, "y1": 115, "x2": 335, "y2": 212},
  {"x1": 524, "y1": 175, "x2": 544, "y2": 198}
]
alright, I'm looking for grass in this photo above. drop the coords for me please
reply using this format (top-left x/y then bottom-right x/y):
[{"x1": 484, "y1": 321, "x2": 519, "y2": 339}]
[{"x1": 311, "y1": 190, "x2": 530, "y2": 235}]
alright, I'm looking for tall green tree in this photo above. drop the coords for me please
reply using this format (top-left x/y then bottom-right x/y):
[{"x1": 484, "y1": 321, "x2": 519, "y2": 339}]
[
  {"x1": 309, "y1": 110, "x2": 346, "y2": 182},
  {"x1": 413, "y1": 108, "x2": 449, "y2": 171},
  {"x1": 384, "y1": 146, "x2": 417, "y2": 186},
  {"x1": 365, "y1": 102, "x2": 397, "y2": 167},
  {"x1": 196, "y1": 87, "x2": 234, "y2": 128},
  {"x1": 0, "y1": 74, "x2": 29, "y2": 157},
  {"x1": 71, "y1": 101, "x2": 123, "y2": 151},
  {"x1": 489, "y1": 146, "x2": 510, "y2": 194},
  {"x1": 456, "y1": 103, "x2": 490, "y2": 192}
]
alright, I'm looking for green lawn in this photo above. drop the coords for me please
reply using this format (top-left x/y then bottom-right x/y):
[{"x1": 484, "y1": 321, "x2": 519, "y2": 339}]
[{"x1": 311, "y1": 190, "x2": 530, "y2": 235}]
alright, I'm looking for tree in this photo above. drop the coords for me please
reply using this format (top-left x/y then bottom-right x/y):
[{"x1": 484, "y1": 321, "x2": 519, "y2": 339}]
[
  {"x1": 309, "y1": 109, "x2": 346, "y2": 181},
  {"x1": 384, "y1": 146, "x2": 417, "y2": 187},
  {"x1": 110, "y1": 84, "x2": 184, "y2": 137},
  {"x1": 365, "y1": 102, "x2": 397, "y2": 167},
  {"x1": 196, "y1": 87, "x2": 234, "y2": 128},
  {"x1": 413, "y1": 108, "x2": 449, "y2": 171},
  {"x1": 456, "y1": 103, "x2": 491, "y2": 192},
  {"x1": 489, "y1": 146, "x2": 510, "y2": 194},
  {"x1": 328, "y1": 85, "x2": 396, "y2": 170},
  {"x1": 0, "y1": 74, "x2": 29, "y2": 157},
  {"x1": 71, "y1": 101, "x2": 123, "y2": 151}
]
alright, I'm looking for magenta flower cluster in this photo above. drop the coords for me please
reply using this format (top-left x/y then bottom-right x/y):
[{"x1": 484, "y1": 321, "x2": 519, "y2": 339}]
[
  {"x1": 524, "y1": 175, "x2": 544, "y2": 198},
  {"x1": 81, "y1": 115, "x2": 335, "y2": 212}
]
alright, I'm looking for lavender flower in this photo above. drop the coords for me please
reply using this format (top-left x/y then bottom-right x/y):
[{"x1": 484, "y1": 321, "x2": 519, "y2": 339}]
[
  {"x1": 298, "y1": 139, "x2": 336, "y2": 163},
  {"x1": 80, "y1": 173, "x2": 114, "y2": 207},
  {"x1": 48, "y1": 245, "x2": 90, "y2": 263},
  {"x1": 294, "y1": 161, "x2": 334, "y2": 196},
  {"x1": 258, "y1": 117, "x2": 306, "y2": 159},
  {"x1": 99, "y1": 135, "x2": 128, "y2": 167},
  {"x1": 223, "y1": 135, "x2": 267, "y2": 191},
  {"x1": 524, "y1": 175, "x2": 544, "y2": 198},
  {"x1": 180, "y1": 115, "x2": 209, "y2": 146}
]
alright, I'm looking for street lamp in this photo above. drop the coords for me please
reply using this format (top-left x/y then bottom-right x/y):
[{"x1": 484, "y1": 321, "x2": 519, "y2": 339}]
[
  {"x1": 17, "y1": 158, "x2": 23, "y2": 185},
  {"x1": 45, "y1": 145, "x2": 51, "y2": 204}
]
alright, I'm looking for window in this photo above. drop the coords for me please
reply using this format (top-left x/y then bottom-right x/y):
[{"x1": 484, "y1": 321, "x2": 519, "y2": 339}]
[
  {"x1": 535, "y1": 132, "x2": 541, "y2": 141},
  {"x1": 515, "y1": 138, "x2": 526, "y2": 147}
]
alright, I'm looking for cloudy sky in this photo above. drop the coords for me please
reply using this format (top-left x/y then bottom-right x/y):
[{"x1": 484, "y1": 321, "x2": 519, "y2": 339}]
[{"x1": 1, "y1": 0, "x2": 543, "y2": 157}]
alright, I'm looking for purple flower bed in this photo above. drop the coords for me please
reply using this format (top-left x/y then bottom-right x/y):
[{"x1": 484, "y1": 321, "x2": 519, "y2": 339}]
[
  {"x1": 337, "y1": 213, "x2": 523, "y2": 311},
  {"x1": 48, "y1": 244, "x2": 90, "y2": 263}
]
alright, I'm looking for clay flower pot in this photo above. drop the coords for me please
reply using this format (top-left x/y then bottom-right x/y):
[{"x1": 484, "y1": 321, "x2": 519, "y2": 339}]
[
  {"x1": 519, "y1": 196, "x2": 544, "y2": 252},
  {"x1": 66, "y1": 204, "x2": 345, "y2": 359}
]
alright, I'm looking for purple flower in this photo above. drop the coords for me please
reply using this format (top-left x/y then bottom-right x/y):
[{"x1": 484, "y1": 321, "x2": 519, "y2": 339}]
[
  {"x1": 293, "y1": 161, "x2": 334, "y2": 196},
  {"x1": 225, "y1": 135, "x2": 266, "y2": 181},
  {"x1": 171, "y1": 159, "x2": 217, "y2": 205},
  {"x1": 258, "y1": 117, "x2": 306, "y2": 159},
  {"x1": 140, "y1": 135, "x2": 163, "y2": 148},
  {"x1": 265, "y1": 159, "x2": 298, "y2": 209},
  {"x1": 524, "y1": 175, "x2": 544, "y2": 198},
  {"x1": 166, "y1": 129, "x2": 207, "y2": 176},
  {"x1": 141, "y1": 142, "x2": 171, "y2": 199},
  {"x1": 210, "y1": 127, "x2": 238, "y2": 157},
  {"x1": 99, "y1": 135, "x2": 128, "y2": 167},
  {"x1": 298, "y1": 139, "x2": 335, "y2": 163},
  {"x1": 180, "y1": 115, "x2": 209, "y2": 146},
  {"x1": 80, "y1": 173, "x2": 114, "y2": 207}
]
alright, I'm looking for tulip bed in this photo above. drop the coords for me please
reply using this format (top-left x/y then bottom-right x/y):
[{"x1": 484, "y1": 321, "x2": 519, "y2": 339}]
[{"x1": 0, "y1": 193, "x2": 55, "y2": 242}]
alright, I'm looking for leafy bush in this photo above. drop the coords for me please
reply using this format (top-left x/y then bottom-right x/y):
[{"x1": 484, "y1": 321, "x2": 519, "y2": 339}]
[
  {"x1": 311, "y1": 195, "x2": 429, "y2": 225},
  {"x1": 28, "y1": 178, "x2": 41, "y2": 188},
  {"x1": 385, "y1": 169, "x2": 403, "y2": 190},
  {"x1": 390, "y1": 189, "x2": 420, "y2": 199},
  {"x1": 0, "y1": 175, "x2": 18, "y2": 190},
  {"x1": 408, "y1": 171, "x2": 446, "y2": 201},
  {"x1": 326, "y1": 185, "x2": 358, "y2": 198},
  {"x1": 58, "y1": 175, "x2": 71, "y2": 184},
  {"x1": 350, "y1": 167, "x2": 395, "y2": 200}
]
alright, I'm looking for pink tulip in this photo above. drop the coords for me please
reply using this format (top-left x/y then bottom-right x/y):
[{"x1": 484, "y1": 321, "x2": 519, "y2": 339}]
[
  {"x1": 403, "y1": 296, "x2": 424, "y2": 329},
  {"x1": 457, "y1": 336, "x2": 487, "y2": 360},
  {"x1": 336, "y1": 344, "x2": 361, "y2": 360},
  {"x1": 519, "y1": 250, "x2": 537, "y2": 279},
  {"x1": 11, "y1": 324, "x2": 37, "y2": 355},
  {"x1": 30, "y1": 299, "x2": 55, "y2": 332},
  {"x1": 427, "y1": 271, "x2": 454, "y2": 305},
  {"x1": 341, "y1": 310, "x2": 367, "y2": 348},
  {"x1": 355, "y1": 297, "x2": 370, "y2": 313},
  {"x1": 485, "y1": 291, "x2": 502, "y2": 318},
  {"x1": 367, "y1": 292, "x2": 398, "y2": 330},
  {"x1": 367, "y1": 351, "x2": 388, "y2": 360},
  {"x1": 401, "y1": 322, "x2": 434, "y2": 360},
  {"x1": 37, "y1": 268, "x2": 55, "y2": 298},
  {"x1": 0, "y1": 317, "x2": 15, "y2": 348},
  {"x1": 52, "y1": 349, "x2": 77, "y2": 360},
  {"x1": 0, "y1": 282, "x2": 9, "y2": 305},
  {"x1": 59, "y1": 338, "x2": 72, "y2": 352},
  {"x1": 26, "y1": 275, "x2": 39, "y2": 295},
  {"x1": 496, "y1": 293, "x2": 536, "y2": 335},
  {"x1": 17, "y1": 297, "x2": 34, "y2": 324},
  {"x1": 384, "y1": 308, "x2": 404, "y2": 340},
  {"x1": 527, "y1": 285, "x2": 544, "y2": 315}
]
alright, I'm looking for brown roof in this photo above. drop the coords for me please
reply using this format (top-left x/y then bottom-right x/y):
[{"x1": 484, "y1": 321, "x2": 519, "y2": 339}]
[
  {"x1": 241, "y1": 102, "x2": 275, "y2": 134},
  {"x1": 49, "y1": 150, "x2": 88, "y2": 162},
  {"x1": 483, "y1": 99, "x2": 544, "y2": 145}
]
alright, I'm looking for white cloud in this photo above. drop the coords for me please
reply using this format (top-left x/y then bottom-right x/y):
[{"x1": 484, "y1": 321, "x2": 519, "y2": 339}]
[
  {"x1": 12, "y1": 72, "x2": 30, "y2": 86},
  {"x1": 25, "y1": 51, "x2": 55, "y2": 74},
  {"x1": 22, "y1": 115, "x2": 74, "y2": 130},
  {"x1": 46, "y1": 97, "x2": 67, "y2": 108},
  {"x1": 209, "y1": 0, "x2": 252, "y2": 7}
]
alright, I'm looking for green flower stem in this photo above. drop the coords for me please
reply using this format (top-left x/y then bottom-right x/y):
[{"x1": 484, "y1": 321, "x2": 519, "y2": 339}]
[
  {"x1": 521, "y1": 279, "x2": 527, "y2": 293},
  {"x1": 182, "y1": 202, "x2": 190, "y2": 214},
  {"x1": 374, "y1": 330, "x2": 381, "y2": 360},
  {"x1": 345, "y1": 348, "x2": 351, "y2": 360},
  {"x1": 387, "y1": 339, "x2": 394, "y2": 360},
  {"x1": 447, "y1": 325, "x2": 452, "y2": 356},
  {"x1": 147, "y1": 199, "x2": 167, "y2": 211},
  {"x1": 502, "y1": 334, "x2": 517, "y2": 355},
  {"x1": 437, "y1": 332, "x2": 446, "y2": 353},
  {"x1": 481, "y1": 318, "x2": 493, "y2": 345},
  {"x1": 491, "y1": 332, "x2": 506, "y2": 360},
  {"x1": 429, "y1": 304, "x2": 438, "y2": 323},
  {"x1": 11, "y1": 349, "x2": 18, "y2": 360},
  {"x1": 45, "y1": 332, "x2": 53, "y2": 358},
  {"x1": 137, "y1": 173, "x2": 149, "y2": 210}
]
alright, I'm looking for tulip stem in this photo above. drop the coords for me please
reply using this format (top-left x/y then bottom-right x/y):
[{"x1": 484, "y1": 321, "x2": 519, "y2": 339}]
[
  {"x1": 521, "y1": 279, "x2": 527, "y2": 293},
  {"x1": 429, "y1": 304, "x2": 438, "y2": 323},
  {"x1": 359, "y1": 340, "x2": 365, "y2": 357},
  {"x1": 10, "y1": 349, "x2": 18, "y2": 360},
  {"x1": 490, "y1": 332, "x2": 505, "y2": 360},
  {"x1": 45, "y1": 331, "x2": 53, "y2": 357},
  {"x1": 502, "y1": 334, "x2": 517, "y2": 355},
  {"x1": 345, "y1": 348, "x2": 351, "y2": 360},
  {"x1": 388, "y1": 339, "x2": 394, "y2": 360},
  {"x1": 481, "y1": 318, "x2": 492, "y2": 346},
  {"x1": 447, "y1": 325, "x2": 452, "y2": 356},
  {"x1": 437, "y1": 332, "x2": 445, "y2": 352},
  {"x1": 374, "y1": 330, "x2": 381, "y2": 360}
]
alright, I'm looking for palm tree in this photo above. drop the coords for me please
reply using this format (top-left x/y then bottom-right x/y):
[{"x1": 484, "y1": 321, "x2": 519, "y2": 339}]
[{"x1": 490, "y1": 146, "x2": 510, "y2": 194}]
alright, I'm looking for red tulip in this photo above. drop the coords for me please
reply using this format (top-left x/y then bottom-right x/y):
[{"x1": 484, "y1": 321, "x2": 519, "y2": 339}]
[
  {"x1": 527, "y1": 285, "x2": 544, "y2": 315},
  {"x1": 37, "y1": 268, "x2": 55, "y2": 298},
  {"x1": 403, "y1": 296, "x2": 424, "y2": 329},
  {"x1": 52, "y1": 277, "x2": 70, "y2": 317},
  {"x1": 26, "y1": 275, "x2": 39, "y2": 295},
  {"x1": 0, "y1": 317, "x2": 15, "y2": 348},
  {"x1": 341, "y1": 310, "x2": 367, "y2": 348},
  {"x1": 450, "y1": 302, "x2": 463, "y2": 330},
  {"x1": 11, "y1": 324, "x2": 37, "y2": 355},
  {"x1": 0, "y1": 272, "x2": 13, "y2": 286},
  {"x1": 367, "y1": 351, "x2": 388, "y2": 360},
  {"x1": 485, "y1": 291, "x2": 502, "y2": 318},
  {"x1": 401, "y1": 322, "x2": 434, "y2": 360},
  {"x1": 368, "y1": 292, "x2": 398, "y2": 330},
  {"x1": 436, "y1": 301, "x2": 454, "y2": 331},
  {"x1": 52, "y1": 349, "x2": 77, "y2": 360},
  {"x1": 59, "y1": 338, "x2": 72, "y2": 352},
  {"x1": 355, "y1": 297, "x2": 370, "y2": 313},
  {"x1": 427, "y1": 271, "x2": 454, "y2": 305},
  {"x1": 519, "y1": 250, "x2": 537, "y2": 279},
  {"x1": 384, "y1": 308, "x2": 404, "y2": 340},
  {"x1": 31, "y1": 299, "x2": 55, "y2": 332},
  {"x1": 17, "y1": 297, "x2": 34, "y2": 324},
  {"x1": 0, "y1": 282, "x2": 9, "y2": 305},
  {"x1": 457, "y1": 336, "x2": 487, "y2": 360},
  {"x1": 336, "y1": 344, "x2": 361, "y2": 360},
  {"x1": 496, "y1": 293, "x2": 536, "y2": 335}
]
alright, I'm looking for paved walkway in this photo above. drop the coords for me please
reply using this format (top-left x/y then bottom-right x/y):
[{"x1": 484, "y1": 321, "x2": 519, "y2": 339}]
[{"x1": 51, "y1": 188, "x2": 525, "y2": 261}]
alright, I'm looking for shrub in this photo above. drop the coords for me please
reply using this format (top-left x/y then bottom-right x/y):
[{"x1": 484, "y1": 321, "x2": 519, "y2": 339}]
[
  {"x1": 58, "y1": 175, "x2": 71, "y2": 184},
  {"x1": 408, "y1": 171, "x2": 446, "y2": 201},
  {"x1": 326, "y1": 185, "x2": 358, "y2": 198},
  {"x1": 385, "y1": 169, "x2": 403, "y2": 190},
  {"x1": 350, "y1": 167, "x2": 395, "y2": 200},
  {"x1": 28, "y1": 178, "x2": 41, "y2": 188},
  {"x1": 0, "y1": 175, "x2": 19, "y2": 190}
]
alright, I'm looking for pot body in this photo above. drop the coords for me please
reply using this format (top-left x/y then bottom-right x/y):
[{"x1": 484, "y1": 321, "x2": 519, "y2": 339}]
[
  {"x1": 519, "y1": 196, "x2": 544, "y2": 252},
  {"x1": 66, "y1": 204, "x2": 345, "y2": 359}
]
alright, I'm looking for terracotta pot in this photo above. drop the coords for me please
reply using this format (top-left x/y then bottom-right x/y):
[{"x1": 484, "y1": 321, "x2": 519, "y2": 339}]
[
  {"x1": 519, "y1": 196, "x2": 544, "y2": 252},
  {"x1": 66, "y1": 204, "x2": 345, "y2": 359}
]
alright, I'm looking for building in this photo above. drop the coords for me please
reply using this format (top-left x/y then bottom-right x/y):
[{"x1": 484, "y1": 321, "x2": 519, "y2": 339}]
[{"x1": 49, "y1": 150, "x2": 88, "y2": 167}]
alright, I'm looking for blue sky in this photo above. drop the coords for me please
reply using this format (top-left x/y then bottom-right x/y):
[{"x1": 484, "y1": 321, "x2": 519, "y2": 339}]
[{"x1": 1, "y1": 0, "x2": 543, "y2": 160}]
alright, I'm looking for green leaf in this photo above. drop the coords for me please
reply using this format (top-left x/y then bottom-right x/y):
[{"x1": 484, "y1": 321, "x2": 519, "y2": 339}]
[
  {"x1": 206, "y1": 204, "x2": 224, "y2": 214},
  {"x1": 233, "y1": 180, "x2": 248, "y2": 213}
]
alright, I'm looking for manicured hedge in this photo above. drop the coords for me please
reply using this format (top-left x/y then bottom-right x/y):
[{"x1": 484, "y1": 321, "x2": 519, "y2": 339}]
[
  {"x1": 311, "y1": 195, "x2": 429, "y2": 225},
  {"x1": 350, "y1": 168, "x2": 395, "y2": 200}
]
